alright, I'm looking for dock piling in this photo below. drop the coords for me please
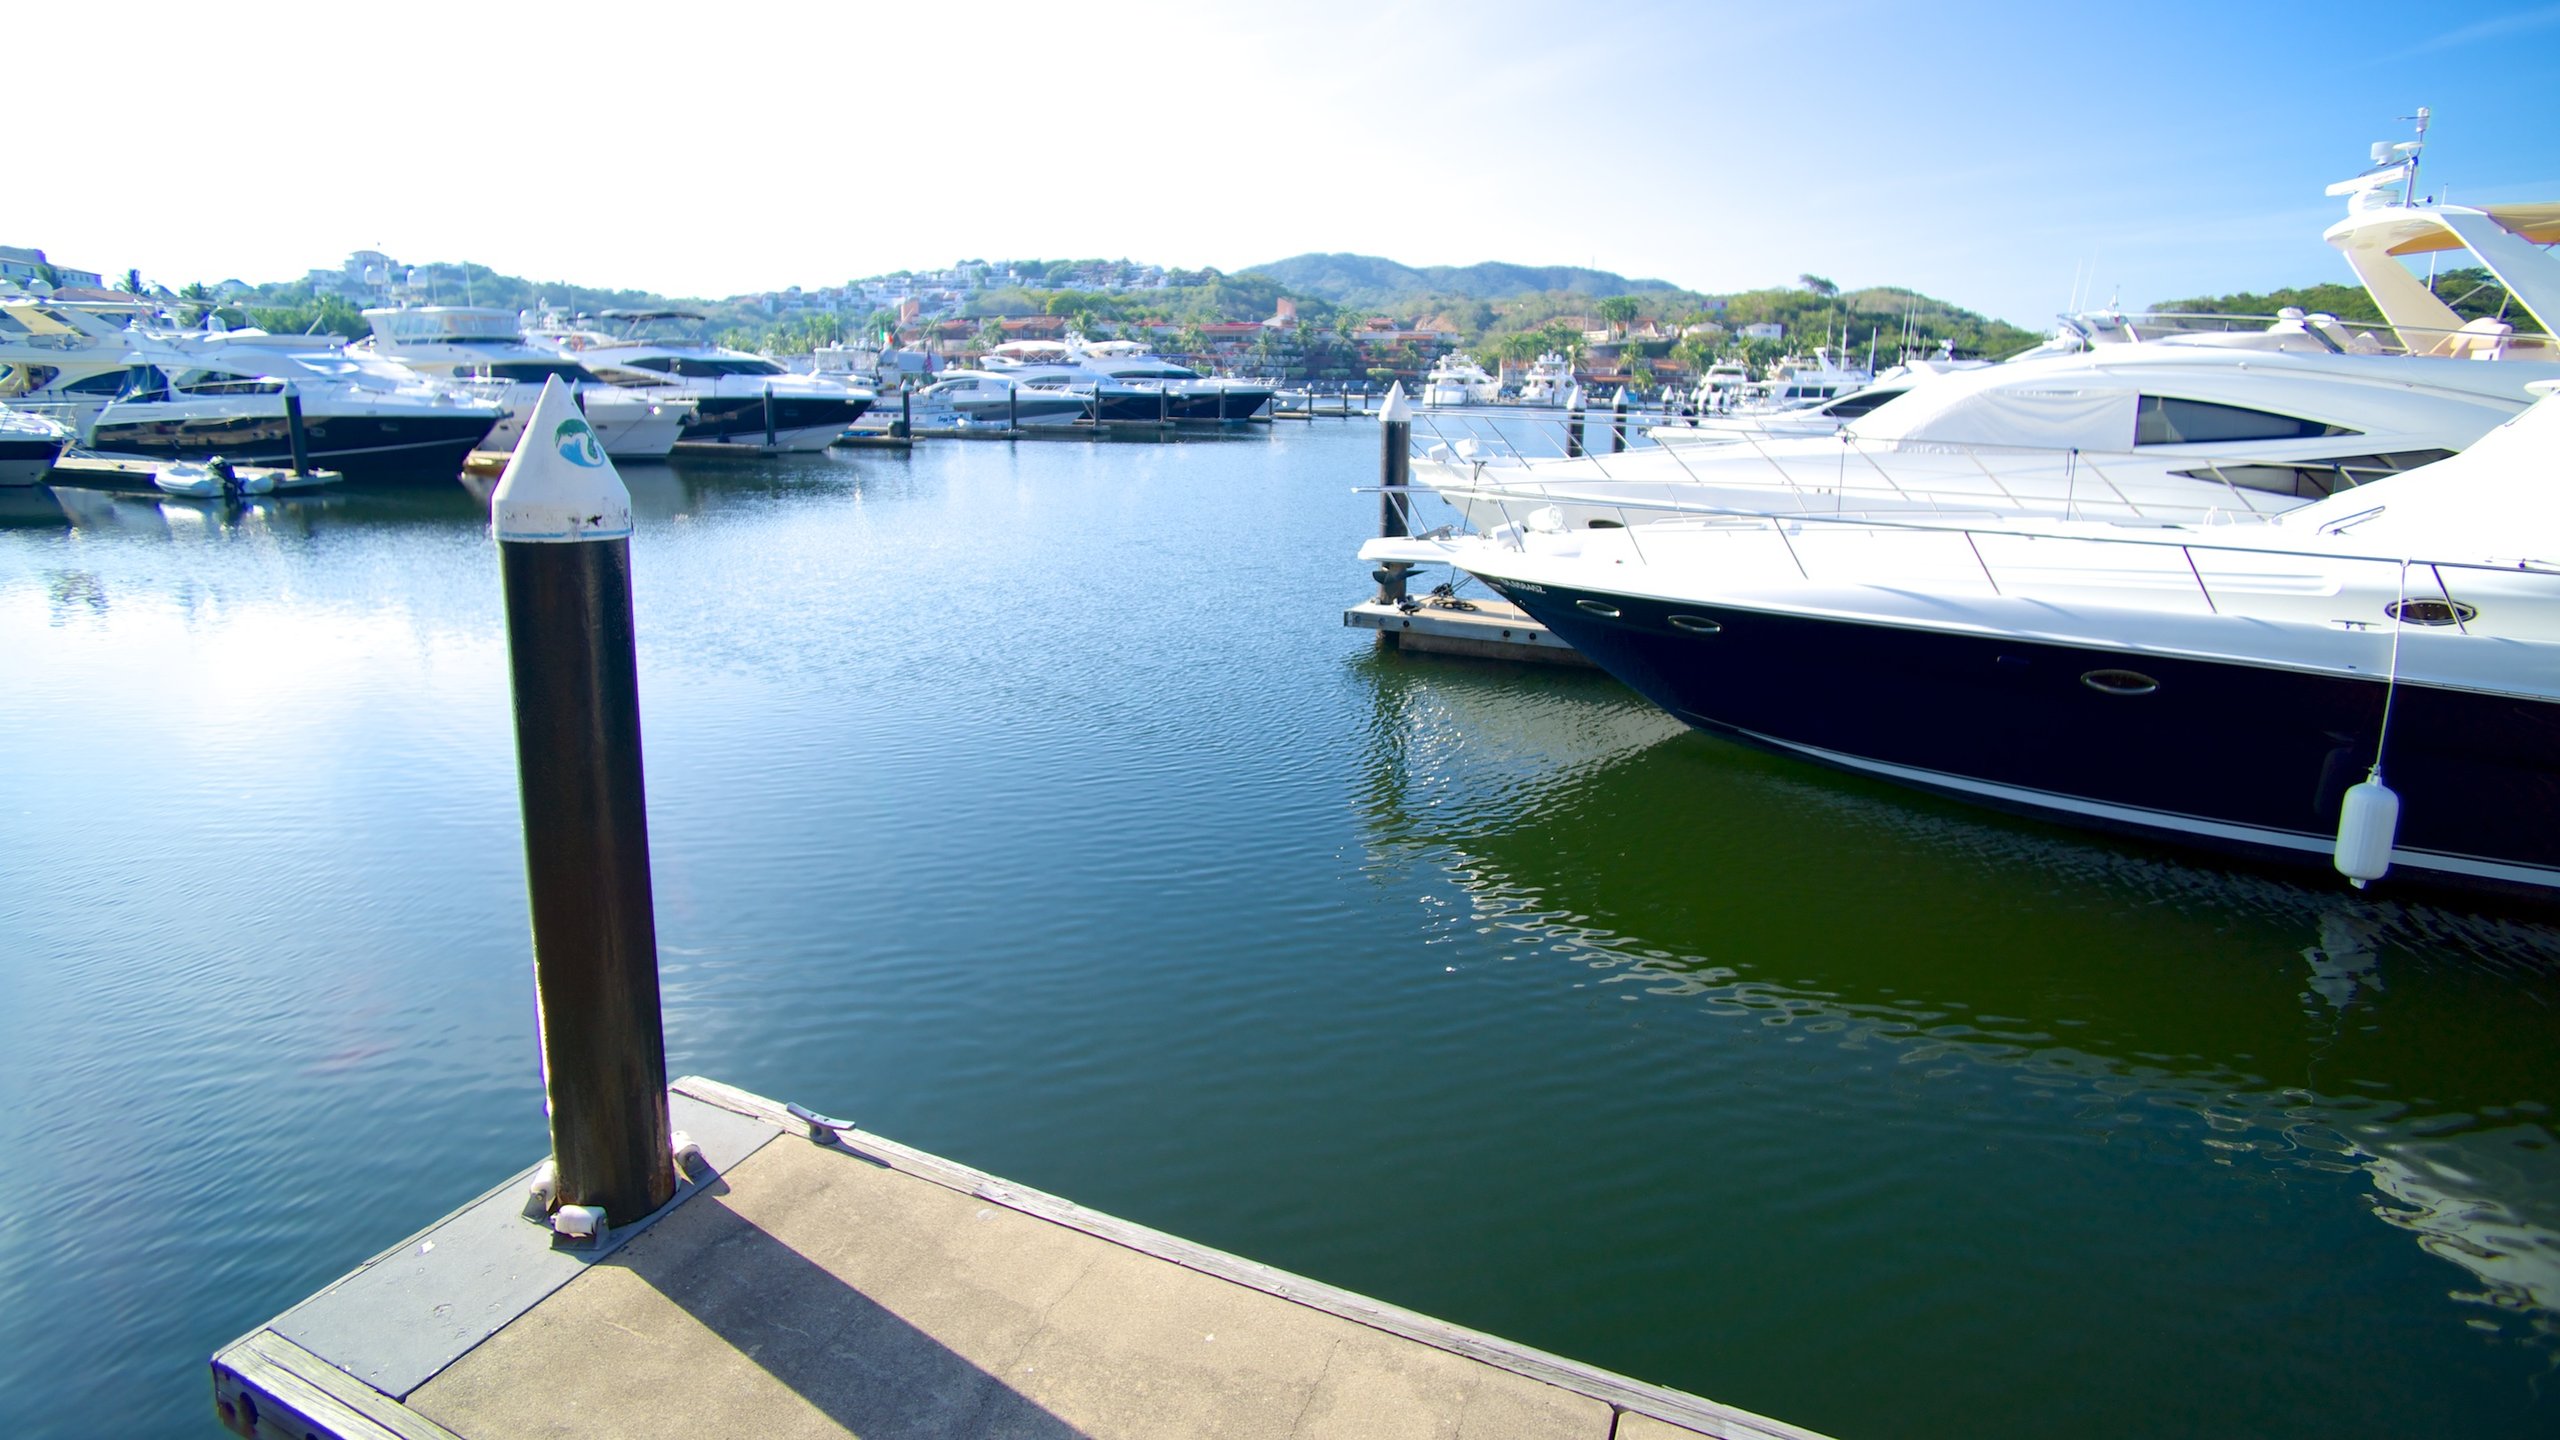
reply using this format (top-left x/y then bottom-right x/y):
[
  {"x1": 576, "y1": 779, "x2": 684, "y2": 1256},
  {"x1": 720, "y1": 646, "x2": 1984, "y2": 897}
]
[
  {"x1": 282, "y1": 385, "x2": 312, "y2": 477},
  {"x1": 1373, "y1": 385, "x2": 1414, "y2": 637},
  {"x1": 491, "y1": 379, "x2": 675, "y2": 1230},
  {"x1": 896, "y1": 387, "x2": 911, "y2": 440},
  {"x1": 761, "y1": 384, "x2": 777, "y2": 450},
  {"x1": 1610, "y1": 386, "x2": 1628, "y2": 454},
  {"x1": 1565, "y1": 385, "x2": 1585, "y2": 459}
]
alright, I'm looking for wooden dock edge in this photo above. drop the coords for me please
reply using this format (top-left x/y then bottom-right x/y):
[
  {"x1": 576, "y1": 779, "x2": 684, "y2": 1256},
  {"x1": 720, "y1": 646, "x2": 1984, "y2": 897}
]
[{"x1": 667, "y1": 1075, "x2": 1826, "y2": 1440}]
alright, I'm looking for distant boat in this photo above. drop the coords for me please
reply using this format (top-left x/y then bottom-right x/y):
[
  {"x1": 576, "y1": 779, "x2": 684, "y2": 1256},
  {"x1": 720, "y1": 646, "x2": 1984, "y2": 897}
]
[
  {"x1": 533, "y1": 310, "x2": 874, "y2": 451},
  {"x1": 1516, "y1": 352, "x2": 1575, "y2": 405},
  {"x1": 979, "y1": 335, "x2": 1272, "y2": 422},
  {"x1": 0, "y1": 407, "x2": 68, "y2": 486},
  {"x1": 361, "y1": 306, "x2": 696, "y2": 459},
  {"x1": 1422, "y1": 352, "x2": 1498, "y2": 407},
  {"x1": 906, "y1": 369, "x2": 1089, "y2": 427}
]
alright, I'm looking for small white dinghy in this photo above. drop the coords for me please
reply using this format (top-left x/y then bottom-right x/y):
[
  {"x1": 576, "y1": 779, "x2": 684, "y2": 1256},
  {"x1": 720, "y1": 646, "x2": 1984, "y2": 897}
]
[{"x1": 154, "y1": 459, "x2": 276, "y2": 498}]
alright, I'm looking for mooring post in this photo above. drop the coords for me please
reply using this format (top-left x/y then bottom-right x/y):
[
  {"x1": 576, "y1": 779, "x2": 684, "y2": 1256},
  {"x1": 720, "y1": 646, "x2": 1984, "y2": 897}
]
[
  {"x1": 282, "y1": 384, "x2": 313, "y2": 476},
  {"x1": 1565, "y1": 384, "x2": 1585, "y2": 459},
  {"x1": 897, "y1": 387, "x2": 911, "y2": 440},
  {"x1": 1610, "y1": 386, "x2": 1629, "y2": 454},
  {"x1": 1008, "y1": 381, "x2": 1019, "y2": 432},
  {"x1": 762, "y1": 384, "x2": 778, "y2": 450},
  {"x1": 1372, "y1": 384, "x2": 1414, "y2": 637},
  {"x1": 492, "y1": 377, "x2": 675, "y2": 1232},
  {"x1": 1159, "y1": 384, "x2": 1170, "y2": 428}
]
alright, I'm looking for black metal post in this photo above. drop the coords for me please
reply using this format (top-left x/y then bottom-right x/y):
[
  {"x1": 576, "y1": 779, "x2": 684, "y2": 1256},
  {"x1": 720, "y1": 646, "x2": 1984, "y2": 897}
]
[
  {"x1": 762, "y1": 384, "x2": 777, "y2": 450},
  {"x1": 1008, "y1": 382, "x2": 1019, "y2": 432},
  {"x1": 1610, "y1": 387, "x2": 1629, "y2": 454},
  {"x1": 1373, "y1": 385, "x2": 1413, "y2": 631},
  {"x1": 896, "y1": 387, "x2": 911, "y2": 440},
  {"x1": 1565, "y1": 386, "x2": 1585, "y2": 459},
  {"x1": 282, "y1": 386, "x2": 312, "y2": 476},
  {"x1": 494, "y1": 385, "x2": 673, "y2": 1229}
]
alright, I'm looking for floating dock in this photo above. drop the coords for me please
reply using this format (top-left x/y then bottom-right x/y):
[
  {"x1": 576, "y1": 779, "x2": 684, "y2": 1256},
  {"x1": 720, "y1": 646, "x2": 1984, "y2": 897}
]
[
  {"x1": 42, "y1": 454, "x2": 344, "y2": 492},
  {"x1": 1345, "y1": 594, "x2": 1589, "y2": 666},
  {"x1": 214, "y1": 1076, "x2": 1819, "y2": 1440}
]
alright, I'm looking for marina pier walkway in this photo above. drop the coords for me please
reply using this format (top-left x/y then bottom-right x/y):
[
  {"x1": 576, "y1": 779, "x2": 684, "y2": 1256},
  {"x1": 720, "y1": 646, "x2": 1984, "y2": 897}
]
[{"x1": 215, "y1": 1077, "x2": 1825, "y2": 1440}]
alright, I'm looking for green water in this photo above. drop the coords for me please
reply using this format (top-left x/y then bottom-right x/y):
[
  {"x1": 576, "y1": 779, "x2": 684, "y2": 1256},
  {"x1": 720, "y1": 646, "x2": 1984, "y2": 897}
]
[{"x1": 0, "y1": 424, "x2": 2552, "y2": 1438}]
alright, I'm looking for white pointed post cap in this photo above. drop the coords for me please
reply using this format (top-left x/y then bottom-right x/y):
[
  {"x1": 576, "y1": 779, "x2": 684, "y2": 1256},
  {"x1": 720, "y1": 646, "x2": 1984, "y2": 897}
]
[
  {"x1": 1379, "y1": 382, "x2": 1413, "y2": 424},
  {"x1": 493, "y1": 376, "x2": 632, "y2": 543}
]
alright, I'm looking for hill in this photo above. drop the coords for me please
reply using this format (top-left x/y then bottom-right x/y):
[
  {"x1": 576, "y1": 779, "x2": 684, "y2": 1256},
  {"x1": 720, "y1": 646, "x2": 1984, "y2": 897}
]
[
  {"x1": 2149, "y1": 266, "x2": 2542, "y2": 335},
  {"x1": 1242, "y1": 253, "x2": 1686, "y2": 309}
]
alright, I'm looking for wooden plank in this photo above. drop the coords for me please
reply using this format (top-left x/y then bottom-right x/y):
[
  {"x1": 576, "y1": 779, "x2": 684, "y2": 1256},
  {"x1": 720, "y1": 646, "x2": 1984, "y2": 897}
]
[
  {"x1": 670, "y1": 1077, "x2": 1823, "y2": 1440},
  {"x1": 213, "y1": 1329, "x2": 465, "y2": 1440}
]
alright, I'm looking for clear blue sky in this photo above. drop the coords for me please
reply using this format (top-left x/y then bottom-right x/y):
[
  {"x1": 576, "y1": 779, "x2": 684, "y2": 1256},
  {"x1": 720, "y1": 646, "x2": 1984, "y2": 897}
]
[{"x1": 26, "y1": 1, "x2": 2560, "y2": 325}]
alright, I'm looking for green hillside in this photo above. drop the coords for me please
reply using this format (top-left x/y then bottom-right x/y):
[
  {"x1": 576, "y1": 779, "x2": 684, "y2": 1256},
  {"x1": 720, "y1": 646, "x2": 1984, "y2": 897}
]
[
  {"x1": 1243, "y1": 253, "x2": 1686, "y2": 309},
  {"x1": 2149, "y1": 266, "x2": 2543, "y2": 334}
]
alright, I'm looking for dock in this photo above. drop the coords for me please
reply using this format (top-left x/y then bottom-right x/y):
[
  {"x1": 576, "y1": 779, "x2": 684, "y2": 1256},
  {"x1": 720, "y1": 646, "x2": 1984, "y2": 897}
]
[
  {"x1": 43, "y1": 454, "x2": 344, "y2": 492},
  {"x1": 1345, "y1": 594, "x2": 1589, "y2": 665},
  {"x1": 214, "y1": 1076, "x2": 1820, "y2": 1440}
]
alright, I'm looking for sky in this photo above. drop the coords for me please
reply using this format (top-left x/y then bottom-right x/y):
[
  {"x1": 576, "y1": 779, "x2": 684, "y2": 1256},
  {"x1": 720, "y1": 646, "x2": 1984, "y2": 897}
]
[{"x1": 25, "y1": 0, "x2": 2560, "y2": 325}]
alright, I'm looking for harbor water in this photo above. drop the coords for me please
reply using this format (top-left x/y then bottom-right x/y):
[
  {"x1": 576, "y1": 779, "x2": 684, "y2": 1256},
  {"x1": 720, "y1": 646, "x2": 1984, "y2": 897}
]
[{"x1": 2, "y1": 424, "x2": 2555, "y2": 1439}]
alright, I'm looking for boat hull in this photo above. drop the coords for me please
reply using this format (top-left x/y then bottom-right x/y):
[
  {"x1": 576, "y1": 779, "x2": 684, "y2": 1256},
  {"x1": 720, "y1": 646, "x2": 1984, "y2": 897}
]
[
  {"x1": 1093, "y1": 386, "x2": 1272, "y2": 423},
  {"x1": 680, "y1": 395, "x2": 871, "y2": 450},
  {"x1": 85, "y1": 411, "x2": 494, "y2": 484},
  {"x1": 1, "y1": 435, "x2": 61, "y2": 486},
  {"x1": 1477, "y1": 574, "x2": 2560, "y2": 898}
]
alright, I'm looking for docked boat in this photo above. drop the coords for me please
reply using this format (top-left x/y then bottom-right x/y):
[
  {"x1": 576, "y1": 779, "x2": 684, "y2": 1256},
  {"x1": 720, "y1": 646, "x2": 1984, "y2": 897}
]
[
  {"x1": 360, "y1": 307, "x2": 696, "y2": 459},
  {"x1": 1691, "y1": 360, "x2": 1754, "y2": 412},
  {"x1": 0, "y1": 407, "x2": 68, "y2": 485},
  {"x1": 536, "y1": 311, "x2": 873, "y2": 450},
  {"x1": 85, "y1": 335, "x2": 504, "y2": 483},
  {"x1": 978, "y1": 336, "x2": 1272, "y2": 422},
  {"x1": 905, "y1": 369, "x2": 1089, "y2": 428},
  {"x1": 1426, "y1": 142, "x2": 2560, "y2": 531},
  {"x1": 0, "y1": 293, "x2": 159, "y2": 432},
  {"x1": 1758, "y1": 346, "x2": 1875, "y2": 406},
  {"x1": 1517, "y1": 352, "x2": 1576, "y2": 405},
  {"x1": 1422, "y1": 352, "x2": 1499, "y2": 407},
  {"x1": 1375, "y1": 383, "x2": 2560, "y2": 899}
]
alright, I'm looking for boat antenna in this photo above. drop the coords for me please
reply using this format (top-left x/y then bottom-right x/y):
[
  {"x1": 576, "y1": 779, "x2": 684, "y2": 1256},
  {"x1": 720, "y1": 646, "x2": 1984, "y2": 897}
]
[{"x1": 2397, "y1": 106, "x2": 2429, "y2": 206}]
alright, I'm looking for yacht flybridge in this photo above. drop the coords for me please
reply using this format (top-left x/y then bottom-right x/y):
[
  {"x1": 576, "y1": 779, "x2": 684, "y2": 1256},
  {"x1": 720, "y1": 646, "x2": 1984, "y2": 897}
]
[
  {"x1": 361, "y1": 307, "x2": 695, "y2": 459},
  {"x1": 978, "y1": 336, "x2": 1273, "y2": 422},
  {"x1": 537, "y1": 311, "x2": 872, "y2": 450},
  {"x1": 1422, "y1": 352, "x2": 1499, "y2": 407},
  {"x1": 0, "y1": 295, "x2": 160, "y2": 430}
]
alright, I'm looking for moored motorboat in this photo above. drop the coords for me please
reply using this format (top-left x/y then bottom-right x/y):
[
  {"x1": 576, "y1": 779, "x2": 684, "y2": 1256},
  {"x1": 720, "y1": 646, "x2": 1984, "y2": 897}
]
[
  {"x1": 1378, "y1": 383, "x2": 2560, "y2": 899},
  {"x1": 0, "y1": 406, "x2": 68, "y2": 485},
  {"x1": 536, "y1": 310, "x2": 873, "y2": 451}
]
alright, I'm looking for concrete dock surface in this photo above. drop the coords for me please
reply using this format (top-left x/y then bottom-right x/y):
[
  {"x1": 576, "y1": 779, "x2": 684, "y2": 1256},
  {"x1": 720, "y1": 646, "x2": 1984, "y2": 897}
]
[{"x1": 216, "y1": 1077, "x2": 1825, "y2": 1440}]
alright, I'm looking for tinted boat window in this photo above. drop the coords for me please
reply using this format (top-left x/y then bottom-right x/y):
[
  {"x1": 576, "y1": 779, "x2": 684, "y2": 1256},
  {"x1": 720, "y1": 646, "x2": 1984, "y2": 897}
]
[
  {"x1": 486, "y1": 361, "x2": 593, "y2": 384},
  {"x1": 1821, "y1": 387, "x2": 1905, "y2": 419},
  {"x1": 2136, "y1": 395, "x2": 2356, "y2": 444}
]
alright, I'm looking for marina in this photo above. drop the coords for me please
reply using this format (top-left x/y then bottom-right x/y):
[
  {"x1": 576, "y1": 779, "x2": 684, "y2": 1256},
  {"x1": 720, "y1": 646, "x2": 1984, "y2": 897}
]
[
  {"x1": 5, "y1": 421, "x2": 2555, "y2": 1440},
  {"x1": 8, "y1": 15, "x2": 2560, "y2": 1433}
]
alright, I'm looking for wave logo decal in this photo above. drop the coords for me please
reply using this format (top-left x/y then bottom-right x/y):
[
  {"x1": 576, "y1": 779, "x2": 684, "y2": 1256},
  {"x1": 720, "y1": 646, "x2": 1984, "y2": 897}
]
[{"x1": 554, "y1": 417, "x2": 607, "y2": 468}]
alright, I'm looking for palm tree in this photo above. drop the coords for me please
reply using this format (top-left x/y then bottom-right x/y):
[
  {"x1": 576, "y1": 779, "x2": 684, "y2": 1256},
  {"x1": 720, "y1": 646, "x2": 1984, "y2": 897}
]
[
  {"x1": 1595, "y1": 295, "x2": 1641, "y2": 336},
  {"x1": 118, "y1": 268, "x2": 145, "y2": 296}
]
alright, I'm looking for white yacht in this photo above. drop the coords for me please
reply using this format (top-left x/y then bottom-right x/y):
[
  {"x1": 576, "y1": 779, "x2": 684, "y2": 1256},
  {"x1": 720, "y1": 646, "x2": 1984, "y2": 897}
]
[
  {"x1": 1691, "y1": 360, "x2": 1754, "y2": 411},
  {"x1": 535, "y1": 311, "x2": 873, "y2": 451},
  {"x1": 1375, "y1": 381, "x2": 2560, "y2": 899},
  {"x1": 978, "y1": 336, "x2": 1272, "y2": 421},
  {"x1": 905, "y1": 369, "x2": 1089, "y2": 428},
  {"x1": 87, "y1": 333, "x2": 504, "y2": 483},
  {"x1": 1422, "y1": 135, "x2": 2560, "y2": 531},
  {"x1": 1421, "y1": 352, "x2": 1499, "y2": 407},
  {"x1": 1759, "y1": 346, "x2": 1875, "y2": 406},
  {"x1": 0, "y1": 407, "x2": 68, "y2": 485},
  {"x1": 361, "y1": 307, "x2": 694, "y2": 459},
  {"x1": 1655, "y1": 355, "x2": 1988, "y2": 446},
  {"x1": 1516, "y1": 351, "x2": 1576, "y2": 405},
  {"x1": 0, "y1": 294, "x2": 161, "y2": 431}
]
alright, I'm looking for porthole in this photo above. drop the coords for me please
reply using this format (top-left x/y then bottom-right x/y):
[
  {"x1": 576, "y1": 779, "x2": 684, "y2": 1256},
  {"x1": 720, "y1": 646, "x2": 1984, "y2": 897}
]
[
  {"x1": 1586, "y1": 518, "x2": 1624, "y2": 529},
  {"x1": 1667, "y1": 615, "x2": 1722, "y2": 634},
  {"x1": 2081, "y1": 669, "x2": 2159, "y2": 696},
  {"x1": 1575, "y1": 599, "x2": 1622, "y2": 618},
  {"x1": 2383, "y1": 598, "x2": 2475, "y2": 627}
]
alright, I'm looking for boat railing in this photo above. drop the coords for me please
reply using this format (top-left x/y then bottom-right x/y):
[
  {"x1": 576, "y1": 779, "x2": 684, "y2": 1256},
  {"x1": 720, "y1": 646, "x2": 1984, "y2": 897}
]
[
  {"x1": 2068, "y1": 310, "x2": 2553, "y2": 360},
  {"x1": 1398, "y1": 405, "x2": 2445, "y2": 524},
  {"x1": 1411, "y1": 471, "x2": 2555, "y2": 634}
]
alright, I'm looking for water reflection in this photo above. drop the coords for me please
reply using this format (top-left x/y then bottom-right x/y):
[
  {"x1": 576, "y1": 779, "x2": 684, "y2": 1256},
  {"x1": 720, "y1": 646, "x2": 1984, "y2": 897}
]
[{"x1": 1350, "y1": 649, "x2": 2560, "y2": 1350}]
